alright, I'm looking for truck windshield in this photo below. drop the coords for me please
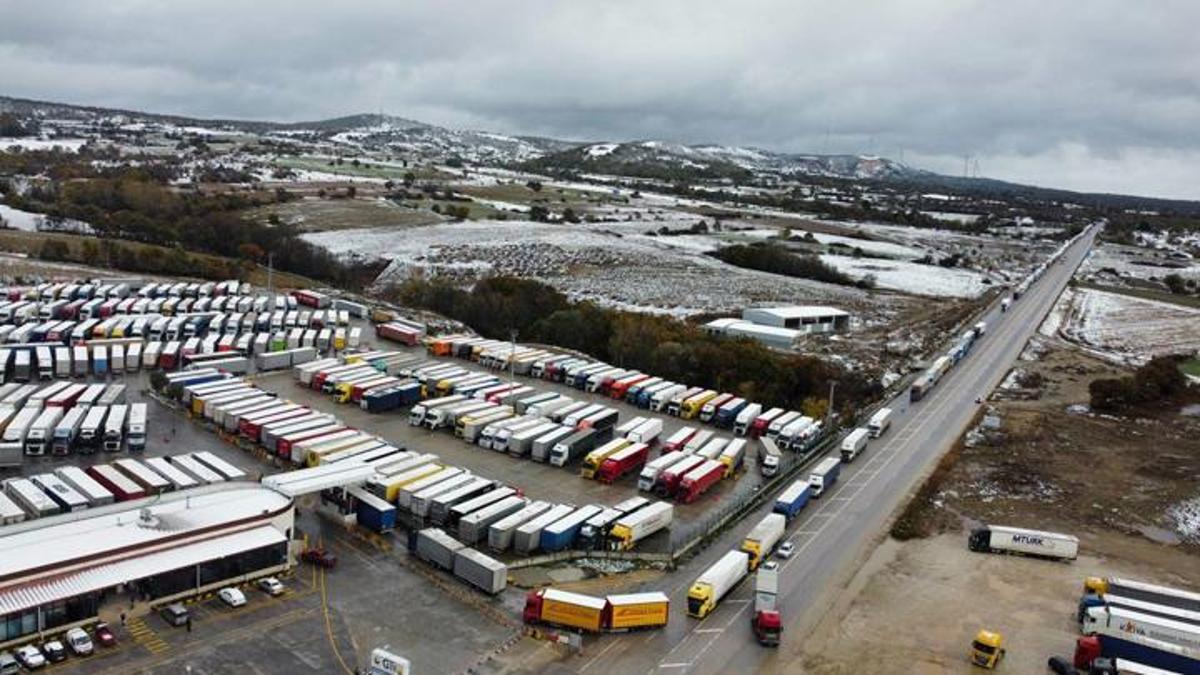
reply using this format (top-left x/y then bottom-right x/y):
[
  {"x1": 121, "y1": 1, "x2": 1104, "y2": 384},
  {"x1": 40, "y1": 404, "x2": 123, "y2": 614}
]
[
  {"x1": 971, "y1": 641, "x2": 996, "y2": 655},
  {"x1": 687, "y1": 597, "x2": 704, "y2": 616}
]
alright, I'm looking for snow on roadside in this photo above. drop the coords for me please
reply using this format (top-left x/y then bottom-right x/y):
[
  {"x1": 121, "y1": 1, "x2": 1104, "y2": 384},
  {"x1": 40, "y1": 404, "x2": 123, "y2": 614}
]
[{"x1": 1038, "y1": 286, "x2": 1073, "y2": 338}]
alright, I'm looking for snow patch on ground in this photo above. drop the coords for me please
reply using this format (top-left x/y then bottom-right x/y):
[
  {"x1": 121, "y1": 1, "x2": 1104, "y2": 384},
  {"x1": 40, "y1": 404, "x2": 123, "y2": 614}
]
[
  {"x1": 585, "y1": 143, "x2": 619, "y2": 157},
  {"x1": 819, "y1": 254, "x2": 989, "y2": 298},
  {"x1": 0, "y1": 204, "x2": 94, "y2": 234},
  {"x1": 1166, "y1": 496, "x2": 1200, "y2": 544},
  {"x1": 0, "y1": 137, "x2": 88, "y2": 152}
]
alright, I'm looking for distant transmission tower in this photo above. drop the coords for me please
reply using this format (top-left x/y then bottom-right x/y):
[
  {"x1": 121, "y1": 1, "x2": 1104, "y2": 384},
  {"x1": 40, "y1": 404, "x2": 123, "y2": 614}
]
[{"x1": 972, "y1": 158, "x2": 981, "y2": 178}]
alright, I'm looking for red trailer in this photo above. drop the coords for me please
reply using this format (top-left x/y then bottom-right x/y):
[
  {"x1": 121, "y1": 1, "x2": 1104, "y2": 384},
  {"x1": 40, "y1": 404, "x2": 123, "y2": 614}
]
[
  {"x1": 159, "y1": 341, "x2": 181, "y2": 369},
  {"x1": 654, "y1": 454, "x2": 705, "y2": 497},
  {"x1": 276, "y1": 425, "x2": 346, "y2": 460},
  {"x1": 608, "y1": 374, "x2": 649, "y2": 400},
  {"x1": 376, "y1": 321, "x2": 423, "y2": 346},
  {"x1": 293, "y1": 290, "x2": 330, "y2": 308},
  {"x1": 86, "y1": 464, "x2": 147, "y2": 501},
  {"x1": 660, "y1": 427, "x2": 697, "y2": 453},
  {"x1": 239, "y1": 406, "x2": 308, "y2": 441},
  {"x1": 677, "y1": 459, "x2": 724, "y2": 503},
  {"x1": 596, "y1": 442, "x2": 650, "y2": 484}
]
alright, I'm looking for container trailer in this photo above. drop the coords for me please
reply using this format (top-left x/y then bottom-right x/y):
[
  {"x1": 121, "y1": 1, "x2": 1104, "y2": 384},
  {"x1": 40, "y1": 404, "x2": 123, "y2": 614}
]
[
  {"x1": 608, "y1": 501, "x2": 674, "y2": 551},
  {"x1": 740, "y1": 513, "x2": 786, "y2": 570},
  {"x1": 453, "y1": 548, "x2": 508, "y2": 595},
  {"x1": 427, "y1": 477, "x2": 497, "y2": 524},
  {"x1": 661, "y1": 426, "x2": 697, "y2": 453},
  {"x1": 677, "y1": 459, "x2": 725, "y2": 503},
  {"x1": 580, "y1": 438, "x2": 631, "y2": 479},
  {"x1": 732, "y1": 403, "x2": 763, "y2": 436},
  {"x1": 1073, "y1": 634, "x2": 1200, "y2": 673},
  {"x1": 143, "y1": 457, "x2": 199, "y2": 491},
  {"x1": 458, "y1": 496, "x2": 526, "y2": 544},
  {"x1": 549, "y1": 428, "x2": 604, "y2": 467},
  {"x1": 415, "y1": 528, "x2": 465, "y2": 570},
  {"x1": 531, "y1": 426, "x2": 575, "y2": 463},
  {"x1": 348, "y1": 485, "x2": 397, "y2": 533},
  {"x1": 409, "y1": 472, "x2": 478, "y2": 519},
  {"x1": 773, "y1": 479, "x2": 811, "y2": 520},
  {"x1": 447, "y1": 487, "x2": 517, "y2": 528},
  {"x1": 596, "y1": 442, "x2": 650, "y2": 483},
  {"x1": 624, "y1": 418, "x2": 663, "y2": 445},
  {"x1": 654, "y1": 454, "x2": 705, "y2": 497},
  {"x1": 967, "y1": 524, "x2": 1079, "y2": 560},
  {"x1": 688, "y1": 550, "x2": 750, "y2": 619},
  {"x1": 867, "y1": 407, "x2": 893, "y2": 437},
  {"x1": 840, "y1": 428, "x2": 870, "y2": 462},
  {"x1": 31, "y1": 473, "x2": 89, "y2": 512},
  {"x1": 540, "y1": 504, "x2": 604, "y2": 552},
  {"x1": 808, "y1": 456, "x2": 841, "y2": 497},
  {"x1": 638, "y1": 451, "x2": 693, "y2": 492},
  {"x1": 513, "y1": 504, "x2": 576, "y2": 554},
  {"x1": 54, "y1": 465, "x2": 114, "y2": 506}
]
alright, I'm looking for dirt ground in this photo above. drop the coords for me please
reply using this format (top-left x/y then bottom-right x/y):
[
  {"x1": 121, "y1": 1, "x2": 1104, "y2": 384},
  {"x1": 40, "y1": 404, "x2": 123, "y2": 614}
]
[
  {"x1": 798, "y1": 345, "x2": 1200, "y2": 673},
  {"x1": 798, "y1": 532, "x2": 1200, "y2": 674}
]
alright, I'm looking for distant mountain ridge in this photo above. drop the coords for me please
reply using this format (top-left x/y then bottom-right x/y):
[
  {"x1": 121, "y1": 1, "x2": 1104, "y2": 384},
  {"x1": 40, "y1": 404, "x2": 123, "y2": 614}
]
[{"x1": 3, "y1": 94, "x2": 1199, "y2": 212}]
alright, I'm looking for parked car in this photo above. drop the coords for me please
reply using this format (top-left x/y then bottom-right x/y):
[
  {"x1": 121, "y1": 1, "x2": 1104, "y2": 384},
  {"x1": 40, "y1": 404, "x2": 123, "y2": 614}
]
[
  {"x1": 160, "y1": 603, "x2": 190, "y2": 627},
  {"x1": 256, "y1": 577, "x2": 284, "y2": 596},
  {"x1": 93, "y1": 622, "x2": 117, "y2": 648},
  {"x1": 40, "y1": 639, "x2": 66, "y2": 663},
  {"x1": 14, "y1": 645, "x2": 45, "y2": 669},
  {"x1": 64, "y1": 627, "x2": 93, "y2": 656},
  {"x1": 301, "y1": 547, "x2": 337, "y2": 568},
  {"x1": 776, "y1": 541, "x2": 796, "y2": 559},
  {"x1": 760, "y1": 560, "x2": 779, "y2": 571},
  {"x1": 0, "y1": 651, "x2": 20, "y2": 675},
  {"x1": 218, "y1": 587, "x2": 247, "y2": 608}
]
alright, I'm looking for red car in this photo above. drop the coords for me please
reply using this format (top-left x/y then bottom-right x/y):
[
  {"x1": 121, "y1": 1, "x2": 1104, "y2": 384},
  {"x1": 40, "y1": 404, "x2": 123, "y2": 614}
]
[
  {"x1": 300, "y1": 547, "x2": 337, "y2": 569},
  {"x1": 93, "y1": 623, "x2": 117, "y2": 648}
]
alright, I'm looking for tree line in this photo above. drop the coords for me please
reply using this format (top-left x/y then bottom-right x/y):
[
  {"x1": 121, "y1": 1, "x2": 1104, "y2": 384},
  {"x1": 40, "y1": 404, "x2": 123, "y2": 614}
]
[
  {"x1": 386, "y1": 276, "x2": 881, "y2": 416},
  {"x1": 708, "y1": 242, "x2": 874, "y2": 289},
  {"x1": 3, "y1": 168, "x2": 378, "y2": 288}
]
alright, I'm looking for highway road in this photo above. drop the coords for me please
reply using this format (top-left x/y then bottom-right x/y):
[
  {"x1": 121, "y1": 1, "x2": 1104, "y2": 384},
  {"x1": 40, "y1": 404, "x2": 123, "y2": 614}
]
[{"x1": 568, "y1": 227, "x2": 1097, "y2": 675}]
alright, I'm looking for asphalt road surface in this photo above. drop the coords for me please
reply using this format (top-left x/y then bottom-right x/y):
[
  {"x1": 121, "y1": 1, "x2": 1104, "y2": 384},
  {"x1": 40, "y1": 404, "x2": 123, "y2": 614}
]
[{"x1": 570, "y1": 227, "x2": 1097, "y2": 675}]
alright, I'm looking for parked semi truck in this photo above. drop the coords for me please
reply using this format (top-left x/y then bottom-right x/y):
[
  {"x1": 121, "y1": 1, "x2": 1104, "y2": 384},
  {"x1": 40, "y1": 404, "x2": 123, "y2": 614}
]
[
  {"x1": 967, "y1": 525, "x2": 1079, "y2": 561},
  {"x1": 523, "y1": 589, "x2": 670, "y2": 632},
  {"x1": 758, "y1": 438, "x2": 782, "y2": 477},
  {"x1": 688, "y1": 550, "x2": 750, "y2": 619},
  {"x1": 1073, "y1": 633, "x2": 1200, "y2": 673},
  {"x1": 608, "y1": 501, "x2": 674, "y2": 551},
  {"x1": 752, "y1": 564, "x2": 781, "y2": 647}
]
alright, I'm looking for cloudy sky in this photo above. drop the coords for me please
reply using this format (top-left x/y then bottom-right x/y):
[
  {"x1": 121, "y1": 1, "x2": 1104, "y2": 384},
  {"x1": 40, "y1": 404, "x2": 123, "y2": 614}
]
[{"x1": 1, "y1": 1, "x2": 1196, "y2": 198}]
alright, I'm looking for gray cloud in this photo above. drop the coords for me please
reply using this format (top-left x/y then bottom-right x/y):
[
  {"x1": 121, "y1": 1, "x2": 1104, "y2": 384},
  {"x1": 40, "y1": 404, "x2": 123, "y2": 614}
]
[{"x1": 1, "y1": 0, "x2": 1197, "y2": 198}]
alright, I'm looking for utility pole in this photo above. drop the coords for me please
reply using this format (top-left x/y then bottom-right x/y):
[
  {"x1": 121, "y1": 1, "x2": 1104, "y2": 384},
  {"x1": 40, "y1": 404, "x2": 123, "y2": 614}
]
[
  {"x1": 266, "y1": 251, "x2": 275, "y2": 310},
  {"x1": 826, "y1": 381, "x2": 837, "y2": 427},
  {"x1": 509, "y1": 329, "x2": 517, "y2": 395}
]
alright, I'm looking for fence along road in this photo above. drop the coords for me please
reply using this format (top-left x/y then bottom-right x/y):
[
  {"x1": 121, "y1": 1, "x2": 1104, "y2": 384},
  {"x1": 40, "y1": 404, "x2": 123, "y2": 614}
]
[{"x1": 570, "y1": 228, "x2": 1097, "y2": 675}]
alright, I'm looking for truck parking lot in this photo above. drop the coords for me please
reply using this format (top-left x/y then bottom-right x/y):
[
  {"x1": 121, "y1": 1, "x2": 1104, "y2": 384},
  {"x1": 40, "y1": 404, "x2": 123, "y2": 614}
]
[{"x1": 249, "y1": 343, "x2": 792, "y2": 552}]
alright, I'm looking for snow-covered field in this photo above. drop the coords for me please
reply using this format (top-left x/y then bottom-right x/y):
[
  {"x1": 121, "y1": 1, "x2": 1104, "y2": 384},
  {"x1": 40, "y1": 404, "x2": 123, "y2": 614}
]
[
  {"x1": 1079, "y1": 243, "x2": 1200, "y2": 283},
  {"x1": 1048, "y1": 287, "x2": 1200, "y2": 365},
  {"x1": 0, "y1": 204, "x2": 94, "y2": 234},
  {"x1": 0, "y1": 137, "x2": 88, "y2": 152},
  {"x1": 819, "y1": 254, "x2": 991, "y2": 298},
  {"x1": 303, "y1": 219, "x2": 875, "y2": 315}
]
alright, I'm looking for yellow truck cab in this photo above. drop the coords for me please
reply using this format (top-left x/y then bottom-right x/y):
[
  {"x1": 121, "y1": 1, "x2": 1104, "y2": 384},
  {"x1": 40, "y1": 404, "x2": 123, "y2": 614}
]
[
  {"x1": 580, "y1": 439, "x2": 630, "y2": 479},
  {"x1": 970, "y1": 629, "x2": 1005, "y2": 668},
  {"x1": 680, "y1": 391, "x2": 718, "y2": 420}
]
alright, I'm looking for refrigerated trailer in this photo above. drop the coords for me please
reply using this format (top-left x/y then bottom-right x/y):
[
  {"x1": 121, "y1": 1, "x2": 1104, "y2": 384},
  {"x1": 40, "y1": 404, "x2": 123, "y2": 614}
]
[{"x1": 967, "y1": 525, "x2": 1079, "y2": 561}]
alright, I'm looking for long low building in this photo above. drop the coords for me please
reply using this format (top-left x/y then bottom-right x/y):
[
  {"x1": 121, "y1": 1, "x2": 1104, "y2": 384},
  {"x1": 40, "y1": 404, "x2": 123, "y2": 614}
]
[
  {"x1": 703, "y1": 318, "x2": 806, "y2": 349},
  {"x1": 0, "y1": 482, "x2": 294, "y2": 649},
  {"x1": 742, "y1": 306, "x2": 850, "y2": 333}
]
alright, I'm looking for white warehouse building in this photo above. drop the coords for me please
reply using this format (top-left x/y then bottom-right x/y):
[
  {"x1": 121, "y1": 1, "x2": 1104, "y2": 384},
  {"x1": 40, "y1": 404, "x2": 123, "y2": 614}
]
[
  {"x1": 741, "y1": 306, "x2": 851, "y2": 333},
  {"x1": 704, "y1": 306, "x2": 851, "y2": 349}
]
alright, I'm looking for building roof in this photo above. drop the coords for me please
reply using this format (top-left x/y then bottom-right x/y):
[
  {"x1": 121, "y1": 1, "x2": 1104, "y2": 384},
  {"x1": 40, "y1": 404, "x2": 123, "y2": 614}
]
[
  {"x1": 745, "y1": 306, "x2": 849, "y2": 320},
  {"x1": 0, "y1": 525, "x2": 285, "y2": 615},
  {"x1": 263, "y1": 462, "x2": 375, "y2": 497},
  {"x1": 705, "y1": 319, "x2": 802, "y2": 340},
  {"x1": 0, "y1": 483, "x2": 291, "y2": 584}
]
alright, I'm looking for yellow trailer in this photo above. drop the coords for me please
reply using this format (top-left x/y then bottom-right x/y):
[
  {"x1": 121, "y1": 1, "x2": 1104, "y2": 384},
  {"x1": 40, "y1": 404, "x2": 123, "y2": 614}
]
[
  {"x1": 378, "y1": 463, "x2": 444, "y2": 502},
  {"x1": 606, "y1": 592, "x2": 670, "y2": 630},
  {"x1": 537, "y1": 589, "x2": 605, "y2": 632}
]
